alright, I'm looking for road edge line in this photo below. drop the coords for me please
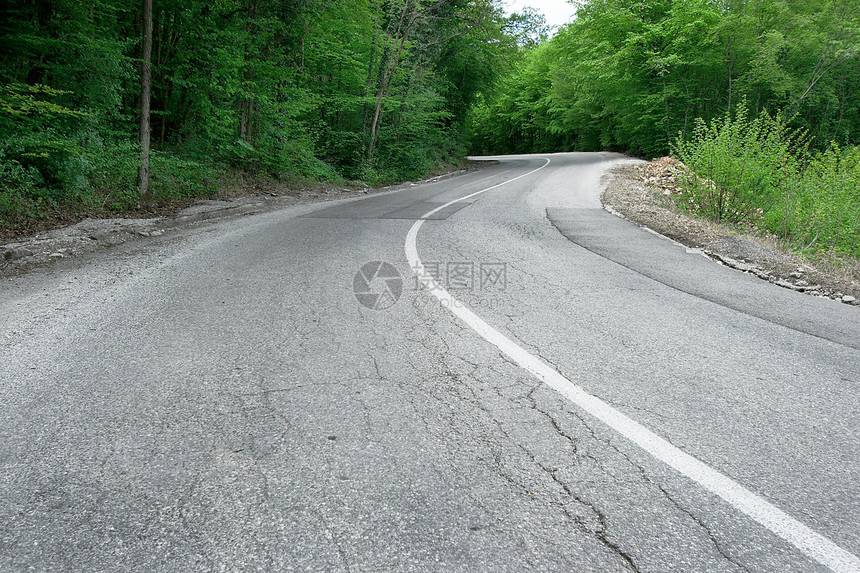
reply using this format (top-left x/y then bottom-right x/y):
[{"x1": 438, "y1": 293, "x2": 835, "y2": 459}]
[{"x1": 404, "y1": 156, "x2": 860, "y2": 573}]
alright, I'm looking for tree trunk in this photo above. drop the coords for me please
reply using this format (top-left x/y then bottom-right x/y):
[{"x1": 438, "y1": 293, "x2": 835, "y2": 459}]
[
  {"x1": 361, "y1": 9, "x2": 382, "y2": 152},
  {"x1": 367, "y1": 1, "x2": 420, "y2": 166},
  {"x1": 725, "y1": 36, "x2": 734, "y2": 112},
  {"x1": 240, "y1": 0, "x2": 258, "y2": 143},
  {"x1": 367, "y1": 4, "x2": 409, "y2": 166},
  {"x1": 137, "y1": 0, "x2": 153, "y2": 197}
]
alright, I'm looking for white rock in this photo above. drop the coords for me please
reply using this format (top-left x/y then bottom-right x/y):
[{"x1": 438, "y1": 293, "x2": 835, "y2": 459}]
[
  {"x1": 843, "y1": 295, "x2": 856, "y2": 303},
  {"x1": 5, "y1": 248, "x2": 34, "y2": 260}
]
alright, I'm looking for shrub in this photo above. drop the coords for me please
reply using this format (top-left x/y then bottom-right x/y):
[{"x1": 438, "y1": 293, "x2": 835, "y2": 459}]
[
  {"x1": 673, "y1": 106, "x2": 809, "y2": 224},
  {"x1": 89, "y1": 144, "x2": 223, "y2": 209},
  {"x1": 87, "y1": 142, "x2": 139, "y2": 210},
  {"x1": 784, "y1": 145, "x2": 860, "y2": 257},
  {"x1": 674, "y1": 107, "x2": 860, "y2": 257},
  {"x1": 0, "y1": 150, "x2": 42, "y2": 228}
]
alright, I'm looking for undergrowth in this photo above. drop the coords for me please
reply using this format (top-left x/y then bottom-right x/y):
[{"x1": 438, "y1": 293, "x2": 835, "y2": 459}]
[{"x1": 673, "y1": 107, "x2": 860, "y2": 259}]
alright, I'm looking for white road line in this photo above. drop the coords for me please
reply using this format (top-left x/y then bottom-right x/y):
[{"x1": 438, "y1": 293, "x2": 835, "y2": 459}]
[{"x1": 404, "y1": 156, "x2": 860, "y2": 573}]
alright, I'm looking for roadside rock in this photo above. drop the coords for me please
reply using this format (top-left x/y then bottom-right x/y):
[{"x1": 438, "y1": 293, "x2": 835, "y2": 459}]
[
  {"x1": 3, "y1": 247, "x2": 34, "y2": 261},
  {"x1": 706, "y1": 235, "x2": 782, "y2": 263},
  {"x1": 640, "y1": 156, "x2": 686, "y2": 195}
]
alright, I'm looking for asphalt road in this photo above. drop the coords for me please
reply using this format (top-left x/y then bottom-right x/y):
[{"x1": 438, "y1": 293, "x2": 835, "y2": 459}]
[{"x1": 1, "y1": 153, "x2": 858, "y2": 572}]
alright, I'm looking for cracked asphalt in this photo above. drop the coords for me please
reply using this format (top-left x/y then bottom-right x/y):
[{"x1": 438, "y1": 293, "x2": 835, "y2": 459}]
[{"x1": 1, "y1": 152, "x2": 858, "y2": 572}]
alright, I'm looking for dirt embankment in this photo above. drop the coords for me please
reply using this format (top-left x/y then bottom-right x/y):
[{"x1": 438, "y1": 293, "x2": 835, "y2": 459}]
[
  {"x1": 0, "y1": 162, "x2": 493, "y2": 277},
  {"x1": 602, "y1": 158, "x2": 860, "y2": 306}
]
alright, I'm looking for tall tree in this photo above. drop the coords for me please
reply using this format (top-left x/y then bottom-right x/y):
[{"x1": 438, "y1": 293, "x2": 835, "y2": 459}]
[
  {"x1": 137, "y1": 0, "x2": 153, "y2": 196},
  {"x1": 366, "y1": 0, "x2": 421, "y2": 167},
  {"x1": 469, "y1": 0, "x2": 860, "y2": 158},
  {"x1": 0, "y1": 0, "x2": 530, "y2": 230}
]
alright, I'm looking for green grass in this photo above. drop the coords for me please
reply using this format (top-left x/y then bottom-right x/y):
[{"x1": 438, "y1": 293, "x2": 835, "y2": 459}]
[{"x1": 0, "y1": 141, "x2": 227, "y2": 237}]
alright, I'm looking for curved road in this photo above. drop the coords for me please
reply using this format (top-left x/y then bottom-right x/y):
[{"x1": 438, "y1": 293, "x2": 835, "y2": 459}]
[{"x1": 1, "y1": 153, "x2": 858, "y2": 572}]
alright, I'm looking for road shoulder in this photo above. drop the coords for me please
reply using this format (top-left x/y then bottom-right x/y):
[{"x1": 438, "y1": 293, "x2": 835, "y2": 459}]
[{"x1": 601, "y1": 163, "x2": 860, "y2": 306}]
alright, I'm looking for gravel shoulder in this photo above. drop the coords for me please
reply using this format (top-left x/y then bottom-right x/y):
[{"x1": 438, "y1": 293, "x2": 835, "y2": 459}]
[
  {"x1": 0, "y1": 162, "x2": 493, "y2": 277},
  {"x1": 602, "y1": 162, "x2": 860, "y2": 306}
]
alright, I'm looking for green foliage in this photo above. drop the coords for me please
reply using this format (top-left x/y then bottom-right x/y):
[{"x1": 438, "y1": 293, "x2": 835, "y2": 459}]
[
  {"x1": 0, "y1": 146, "x2": 42, "y2": 228},
  {"x1": 674, "y1": 107, "x2": 860, "y2": 257},
  {"x1": 466, "y1": 0, "x2": 860, "y2": 260},
  {"x1": 86, "y1": 142, "x2": 139, "y2": 210},
  {"x1": 467, "y1": 42, "x2": 569, "y2": 154},
  {"x1": 86, "y1": 142, "x2": 222, "y2": 208},
  {"x1": 673, "y1": 107, "x2": 809, "y2": 224},
  {"x1": 470, "y1": 0, "x2": 860, "y2": 158},
  {"x1": 147, "y1": 153, "x2": 223, "y2": 204},
  {"x1": 8, "y1": 0, "x2": 853, "y2": 251},
  {"x1": 780, "y1": 145, "x2": 860, "y2": 257},
  {"x1": 0, "y1": 0, "x2": 517, "y2": 231},
  {"x1": 0, "y1": 83, "x2": 90, "y2": 194}
]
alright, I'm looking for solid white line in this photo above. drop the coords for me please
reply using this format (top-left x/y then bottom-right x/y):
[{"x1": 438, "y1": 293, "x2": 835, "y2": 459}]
[{"x1": 404, "y1": 156, "x2": 860, "y2": 573}]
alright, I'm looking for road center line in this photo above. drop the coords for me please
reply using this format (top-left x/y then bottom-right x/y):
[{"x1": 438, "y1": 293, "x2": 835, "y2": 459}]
[{"x1": 404, "y1": 157, "x2": 860, "y2": 573}]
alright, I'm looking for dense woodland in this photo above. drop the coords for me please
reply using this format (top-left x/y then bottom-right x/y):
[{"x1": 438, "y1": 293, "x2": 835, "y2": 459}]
[
  {"x1": 1, "y1": 0, "x2": 858, "y2": 255},
  {"x1": 470, "y1": 0, "x2": 860, "y2": 158},
  {"x1": 0, "y1": 0, "x2": 543, "y2": 228}
]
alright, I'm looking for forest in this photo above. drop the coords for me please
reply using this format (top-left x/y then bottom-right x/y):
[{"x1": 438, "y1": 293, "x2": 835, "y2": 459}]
[
  {"x1": 0, "y1": 0, "x2": 543, "y2": 233},
  {"x1": 470, "y1": 0, "x2": 858, "y2": 157},
  {"x1": 1, "y1": 0, "x2": 858, "y2": 255}
]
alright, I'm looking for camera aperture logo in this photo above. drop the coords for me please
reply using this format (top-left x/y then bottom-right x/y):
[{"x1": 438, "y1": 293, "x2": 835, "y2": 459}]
[
  {"x1": 353, "y1": 261, "x2": 403, "y2": 311},
  {"x1": 353, "y1": 260, "x2": 508, "y2": 311}
]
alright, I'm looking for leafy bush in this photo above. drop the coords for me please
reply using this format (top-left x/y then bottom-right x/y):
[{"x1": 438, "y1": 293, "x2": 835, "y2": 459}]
[
  {"x1": 82, "y1": 144, "x2": 224, "y2": 209},
  {"x1": 674, "y1": 107, "x2": 860, "y2": 257},
  {"x1": 87, "y1": 142, "x2": 140, "y2": 210},
  {"x1": 148, "y1": 152, "x2": 224, "y2": 203},
  {"x1": 673, "y1": 107, "x2": 809, "y2": 224},
  {"x1": 781, "y1": 146, "x2": 860, "y2": 257},
  {"x1": 0, "y1": 149, "x2": 42, "y2": 228},
  {"x1": 1, "y1": 136, "x2": 228, "y2": 231},
  {"x1": 268, "y1": 141, "x2": 341, "y2": 183},
  {"x1": 0, "y1": 84, "x2": 94, "y2": 204}
]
